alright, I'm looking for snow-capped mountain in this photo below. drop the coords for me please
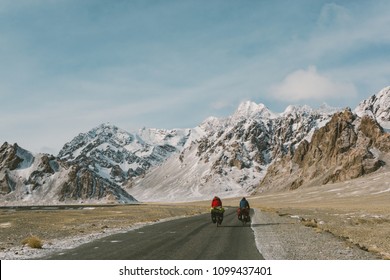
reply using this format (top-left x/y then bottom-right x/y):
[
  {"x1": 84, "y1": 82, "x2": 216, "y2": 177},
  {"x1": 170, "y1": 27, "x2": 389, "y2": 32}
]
[
  {"x1": 257, "y1": 108, "x2": 390, "y2": 193},
  {"x1": 0, "y1": 142, "x2": 136, "y2": 205},
  {"x1": 355, "y1": 86, "x2": 390, "y2": 130},
  {"x1": 230, "y1": 101, "x2": 278, "y2": 121},
  {"x1": 129, "y1": 88, "x2": 390, "y2": 202},
  {"x1": 128, "y1": 102, "x2": 339, "y2": 202},
  {"x1": 2, "y1": 86, "x2": 390, "y2": 205},
  {"x1": 58, "y1": 123, "x2": 193, "y2": 186}
]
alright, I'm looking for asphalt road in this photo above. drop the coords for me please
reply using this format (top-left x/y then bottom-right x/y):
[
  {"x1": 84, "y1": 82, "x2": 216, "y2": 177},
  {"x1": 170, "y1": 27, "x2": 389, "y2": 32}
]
[{"x1": 46, "y1": 207, "x2": 264, "y2": 260}]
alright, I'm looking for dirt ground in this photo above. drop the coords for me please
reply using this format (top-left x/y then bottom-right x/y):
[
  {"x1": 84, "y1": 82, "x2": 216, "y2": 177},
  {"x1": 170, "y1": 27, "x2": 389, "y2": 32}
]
[
  {"x1": 242, "y1": 171, "x2": 390, "y2": 260},
  {"x1": 0, "y1": 204, "x2": 208, "y2": 259}
]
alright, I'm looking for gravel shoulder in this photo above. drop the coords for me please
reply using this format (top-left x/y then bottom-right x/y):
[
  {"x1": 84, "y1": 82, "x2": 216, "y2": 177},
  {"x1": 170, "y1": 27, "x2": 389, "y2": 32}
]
[
  {"x1": 245, "y1": 167, "x2": 390, "y2": 260},
  {"x1": 251, "y1": 209, "x2": 380, "y2": 260}
]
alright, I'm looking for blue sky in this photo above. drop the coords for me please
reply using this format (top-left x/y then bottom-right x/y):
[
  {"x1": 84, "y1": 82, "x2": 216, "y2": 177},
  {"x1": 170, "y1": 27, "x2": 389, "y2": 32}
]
[{"x1": 1, "y1": 0, "x2": 389, "y2": 154}]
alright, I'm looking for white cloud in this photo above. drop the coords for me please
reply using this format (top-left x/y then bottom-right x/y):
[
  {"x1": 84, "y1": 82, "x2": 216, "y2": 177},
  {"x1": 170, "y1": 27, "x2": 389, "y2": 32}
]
[{"x1": 270, "y1": 66, "x2": 357, "y2": 102}]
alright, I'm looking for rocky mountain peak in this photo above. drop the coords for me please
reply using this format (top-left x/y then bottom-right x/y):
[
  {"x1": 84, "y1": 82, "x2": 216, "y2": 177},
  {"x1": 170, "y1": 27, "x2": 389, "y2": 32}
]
[
  {"x1": 355, "y1": 86, "x2": 390, "y2": 129},
  {"x1": 0, "y1": 142, "x2": 34, "y2": 171},
  {"x1": 130, "y1": 98, "x2": 343, "y2": 201},
  {"x1": 59, "y1": 123, "x2": 136, "y2": 162},
  {"x1": 2, "y1": 86, "x2": 390, "y2": 204},
  {"x1": 58, "y1": 123, "x2": 191, "y2": 188},
  {"x1": 198, "y1": 116, "x2": 227, "y2": 134},
  {"x1": 89, "y1": 123, "x2": 134, "y2": 145},
  {"x1": 257, "y1": 108, "x2": 389, "y2": 193},
  {"x1": 282, "y1": 104, "x2": 313, "y2": 117},
  {"x1": 232, "y1": 101, "x2": 276, "y2": 122},
  {"x1": 0, "y1": 141, "x2": 137, "y2": 204}
]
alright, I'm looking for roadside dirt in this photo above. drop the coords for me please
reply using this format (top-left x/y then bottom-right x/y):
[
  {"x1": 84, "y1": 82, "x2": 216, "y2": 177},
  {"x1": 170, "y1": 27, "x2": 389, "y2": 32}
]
[
  {"x1": 243, "y1": 167, "x2": 390, "y2": 260},
  {"x1": 251, "y1": 209, "x2": 380, "y2": 260},
  {"x1": 0, "y1": 204, "x2": 207, "y2": 259}
]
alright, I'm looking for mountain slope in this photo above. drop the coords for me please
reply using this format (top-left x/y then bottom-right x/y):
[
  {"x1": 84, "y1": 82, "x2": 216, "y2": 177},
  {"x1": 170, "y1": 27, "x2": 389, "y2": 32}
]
[
  {"x1": 0, "y1": 142, "x2": 136, "y2": 205},
  {"x1": 58, "y1": 123, "x2": 192, "y2": 187},
  {"x1": 2, "y1": 86, "x2": 390, "y2": 204},
  {"x1": 355, "y1": 86, "x2": 390, "y2": 130},
  {"x1": 129, "y1": 103, "x2": 339, "y2": 201},
  {"x1": 257, "y1": 109, "x2": 390, "y2": 193},
  {"x1": 130, "y1": 88, "x2": 390, "y2": 202}
]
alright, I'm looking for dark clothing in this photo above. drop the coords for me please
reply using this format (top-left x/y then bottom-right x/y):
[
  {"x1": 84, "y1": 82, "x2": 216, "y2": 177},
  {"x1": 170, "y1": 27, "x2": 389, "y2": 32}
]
[
  {"x1": 238, "y1": 198, "x2": 250, "y2": 222},
  {"x1": 239, "y1": 198, "x2": 250, "y2": 209}
]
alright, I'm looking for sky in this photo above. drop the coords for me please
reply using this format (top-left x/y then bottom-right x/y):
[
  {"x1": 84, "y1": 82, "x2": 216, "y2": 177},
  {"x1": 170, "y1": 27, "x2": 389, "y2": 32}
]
[{"x1": 0, "y1": 0, "x2": 389, "y2": 154}]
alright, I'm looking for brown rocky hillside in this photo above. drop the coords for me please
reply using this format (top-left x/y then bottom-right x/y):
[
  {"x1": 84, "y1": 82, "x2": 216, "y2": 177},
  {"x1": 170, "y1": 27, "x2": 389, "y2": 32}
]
[{"x1": 257, "y1": 109, "x2": 390, "y2": 193}]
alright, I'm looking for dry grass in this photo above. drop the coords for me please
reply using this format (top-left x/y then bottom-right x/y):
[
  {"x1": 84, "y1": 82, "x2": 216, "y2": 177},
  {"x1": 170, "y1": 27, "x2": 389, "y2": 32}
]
[
  {"x1": 301, "y1": 218, "x2": 318, "y2": 228},
  {"x1": 21, "y1": 236, "x2": 43, "y2": 249}
]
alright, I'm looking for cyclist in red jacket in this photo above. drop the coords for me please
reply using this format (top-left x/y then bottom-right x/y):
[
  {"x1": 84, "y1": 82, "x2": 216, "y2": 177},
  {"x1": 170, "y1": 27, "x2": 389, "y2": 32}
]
[
  {"x1": 210, "y1": 196, "x2": 224, "y2": 224},
  {"x1": 211, "y1": 196, "x2": 222, "y2": 208}
]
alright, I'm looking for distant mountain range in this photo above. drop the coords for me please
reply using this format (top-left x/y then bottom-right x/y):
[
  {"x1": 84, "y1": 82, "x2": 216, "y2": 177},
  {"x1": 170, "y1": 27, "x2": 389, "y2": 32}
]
[{"x1": 1, "y1": 86, "x2": 389, "y2": 205}]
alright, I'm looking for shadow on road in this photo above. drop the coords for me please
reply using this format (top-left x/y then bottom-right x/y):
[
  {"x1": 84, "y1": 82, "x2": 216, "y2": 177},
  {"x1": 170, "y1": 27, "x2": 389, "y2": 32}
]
[
  {"x1": 215, "y1": 222, "x2": 293, "y2": 228},
  {"x1": 217, "y1": 225, "x2": 252, "y2": 228},
  {"x1": 218, "y1": 223, "x2": 293, "y2": 228},
  {"x1": 250, "y1": 223, "x2": 294, "y2": 227}
]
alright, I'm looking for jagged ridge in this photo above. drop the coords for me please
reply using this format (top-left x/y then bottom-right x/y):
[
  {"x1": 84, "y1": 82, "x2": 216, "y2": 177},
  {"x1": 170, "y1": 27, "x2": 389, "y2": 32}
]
[
  {"x1": 1, "y1": 86, "x2": 390, "y2": 204},
  {"x1": 129, "y1": 103, "x2": 339, "y2": 201},
  {"x1": 0, "y1": 142, "x2": 136, "y2": 205},
  {"x1": 58, "y1": 123, "x2": 192, "y2": 186},
  {"x1": 257, "y1": 109, "x2": 390, "y2": 193}
]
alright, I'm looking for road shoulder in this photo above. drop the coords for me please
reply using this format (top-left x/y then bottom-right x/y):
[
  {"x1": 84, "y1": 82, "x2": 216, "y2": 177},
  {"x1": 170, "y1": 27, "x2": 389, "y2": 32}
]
[{"x1": 251, "y1": 209, "x2": 380, "y2": 260}]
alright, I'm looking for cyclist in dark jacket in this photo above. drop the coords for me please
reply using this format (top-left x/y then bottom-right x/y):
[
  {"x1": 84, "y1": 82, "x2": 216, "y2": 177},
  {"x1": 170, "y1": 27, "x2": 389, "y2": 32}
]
[
  {"x1": 239, "y1": 197, "x2": 250, "y2": 209},
  {"x1": 238, "y1": 197, "x2": 250, "y2": 220}
]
